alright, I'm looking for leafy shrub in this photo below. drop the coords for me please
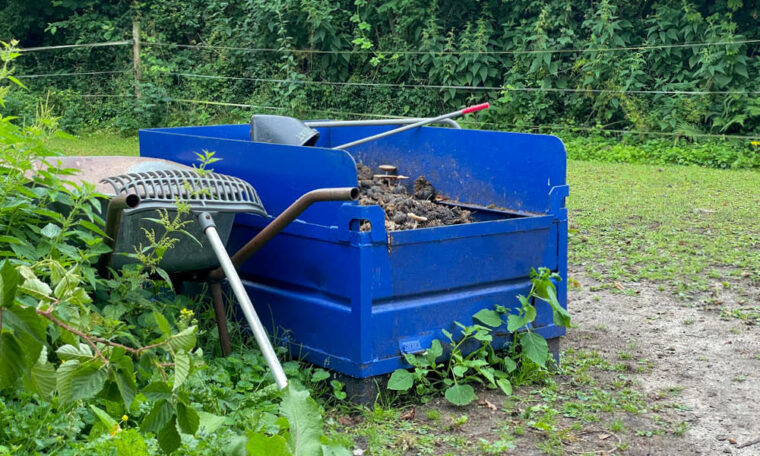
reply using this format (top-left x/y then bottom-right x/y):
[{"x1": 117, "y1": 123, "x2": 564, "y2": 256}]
[
  {"x1": 0, "y1": 40, "x2": 347, "y2": 455},
  {"x1": 387, "y1": 268, "x2": 570, "y2": 406},
  {"x1": 3, "y1": 0, "x2": 760, "y2": 140}
]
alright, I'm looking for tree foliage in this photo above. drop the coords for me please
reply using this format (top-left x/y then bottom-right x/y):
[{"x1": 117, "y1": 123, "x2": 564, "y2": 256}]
[{"x1": 1, "y1": 0, "x2": 759, "y2": 137}]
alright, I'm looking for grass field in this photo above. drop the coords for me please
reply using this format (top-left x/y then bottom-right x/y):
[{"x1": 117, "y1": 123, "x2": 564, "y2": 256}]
[{"x1": 52, "y1": 132, "x2": 760, "y2": 455}]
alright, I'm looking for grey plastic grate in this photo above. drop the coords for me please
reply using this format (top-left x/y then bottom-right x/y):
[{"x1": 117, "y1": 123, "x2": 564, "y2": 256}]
[{"x1": 101, "y1": 169, "x2": 267, "y2": 216}]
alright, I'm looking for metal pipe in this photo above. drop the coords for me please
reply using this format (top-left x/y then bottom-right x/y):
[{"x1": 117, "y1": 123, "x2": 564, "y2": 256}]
[
  {"x1": 98, "y1": 193, "x2": 140, "y2": 274},
  {"x1": 305, "y1": 118, "x2": 462, "y2": 129},
  {"x1": 199, "y1": 212, "x2": 289, "y2": 389},
  {"x1": 334, "y1": 102, "x2": 489, "y2": 150},
  {"x1": 210, "y1": 282, "x2": 232, "y2": 356},
  {"x1": 209, "y1": 187, "x2": 359, "y2": 281}
]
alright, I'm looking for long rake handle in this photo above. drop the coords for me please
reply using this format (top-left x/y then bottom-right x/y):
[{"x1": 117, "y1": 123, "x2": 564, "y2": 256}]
[
  {"x1": 199, "y1": 212, "x2": 288, "y2": 389},
  {"x1": 333, "y1": 102, "x2": 489, "y2": 150}
]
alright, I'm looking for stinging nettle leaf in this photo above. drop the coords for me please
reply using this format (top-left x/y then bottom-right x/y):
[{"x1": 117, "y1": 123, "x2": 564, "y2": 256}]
[
  {"x1": 473, "y1": 308, "x2": 502, "y2": 327},
  {"x1": 519, "y1": 332, "x2": 549, "y2": 368}
]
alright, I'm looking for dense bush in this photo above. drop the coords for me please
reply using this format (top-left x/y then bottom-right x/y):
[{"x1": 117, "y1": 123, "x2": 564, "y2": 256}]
[
  {"x1": 0, "y1": 42, "x2": 349, "y2": 456},
  {"x1": 1, "y1": 0, "x2": 759, "y2": 141}
]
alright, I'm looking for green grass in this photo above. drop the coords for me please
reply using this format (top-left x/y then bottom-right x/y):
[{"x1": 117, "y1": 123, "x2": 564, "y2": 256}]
[
  {"x1": 45, "y1": 132, "x2": 138, "y2": 156},
  {"x1": 568, "y1": 160, "x2": 760, "y2": 295}
]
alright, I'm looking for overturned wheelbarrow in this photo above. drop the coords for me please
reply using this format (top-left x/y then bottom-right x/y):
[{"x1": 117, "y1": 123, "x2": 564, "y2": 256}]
[{"x1": 53, "y1": 156, "x2": 359, "y2": 389}]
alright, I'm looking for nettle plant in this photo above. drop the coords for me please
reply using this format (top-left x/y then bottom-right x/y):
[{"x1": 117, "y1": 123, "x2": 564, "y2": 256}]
[
  {"x1": 0, "y1": 42, "x2": 348, "y2": 456},
  {"x1": 387, "y1": 267, "x2": 570, "y2": 406}
]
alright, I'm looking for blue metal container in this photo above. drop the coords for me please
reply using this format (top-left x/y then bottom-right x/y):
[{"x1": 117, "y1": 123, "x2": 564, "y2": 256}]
[{"x1": 139, "y1": 123, "x2": 568, "y2": 378}]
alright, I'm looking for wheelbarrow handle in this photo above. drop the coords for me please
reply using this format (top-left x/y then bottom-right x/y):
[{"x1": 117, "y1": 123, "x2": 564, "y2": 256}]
[{"x1": 208, "y1": 187, "x2": 359, "y2": 282}]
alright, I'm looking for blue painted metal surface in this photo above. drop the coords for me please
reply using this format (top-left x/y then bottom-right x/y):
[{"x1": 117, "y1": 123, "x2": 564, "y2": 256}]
[{"x1": 139, "y1": 123, "x2": 568, "y2": 378}]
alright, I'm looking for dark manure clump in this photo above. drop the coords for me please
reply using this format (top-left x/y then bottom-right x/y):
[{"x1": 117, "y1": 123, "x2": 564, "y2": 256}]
[{"x1": 357, "y1": 163, "x2": 472, "y2": 231}]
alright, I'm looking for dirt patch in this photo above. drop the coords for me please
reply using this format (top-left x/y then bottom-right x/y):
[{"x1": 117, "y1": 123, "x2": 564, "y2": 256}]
[
  {"x1": 344, "y1": 270, "x2": 760, "y2": 455},
  {"x1": 357, "y1": 163, "x2": 472, "y2": 231}
]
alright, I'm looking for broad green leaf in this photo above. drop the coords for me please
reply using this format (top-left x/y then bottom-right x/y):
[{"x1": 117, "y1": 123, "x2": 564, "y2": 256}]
[
  {"x1": 479, "y1": 366, "x2": 495, "y2": 385},
  {"x1": 169, "y1": 326, "x2": 197, "y2": 352},
  {"x1": 0, "y1": 332, "x2": 24, "y2": 389},
  {"x1": 153, "y1": 311, "x2": 171, "y2": 337},
  {"x1": 18, "y1": 278, "x2": 52, "y2": 301},
  {"x1": 141, "y1": 399, "x2": 175, "y2": 434},
  {"x1": 69, "y1": 361, "x2": 107, "y2": 402},
  {"x1": 425, "y1": 339, "x2": 443, "y2": 366},
  {"x1": 90, "y1": 405, "x2": 118, "y2": 428},
  {"x1": 57, "y1": 343, "x2": 93, "y2": 361},
  {"x1": 23, "y1": 346, "x2": 55, "y2": 397},
  {"x1": 0, "y1": 261, "x2": 19, "y2": 306},
  {"x1": 114, "y1": 359, "x2": 137, "y2": 409},
  {"x1": 387, "y1": 369, "x2": 414, "y2": 391},
  {"x1": 473, "y1": 309, "x2": 502, "y2": 327},
  {"x1": 3, "y1": 306, "x2": 45, "y2": 366},
  {"x1": 40, "y1": 223, "x2": 62, "y2": 239},
  {"x1": 519, "y1": 332, "x2": 549, "y2": 368},
  {"x1": 226, "y1": 435, "x2": 249, "y2": 456},
  {"x1": 197, "y1": 411, "x2": 226, "y2": 434},
  {"x1": 177, "y1": 402, "x2": 200, "y2": 435},
  {"x1": 142, "y1": 382, "x2": 172, "y2": 401},
  {"x1": 503, "y1": 357, "x2": 517, "y2": 374},
  {"x1": 280, "y1": 385, "x2": 324, "y2": 456},
  {"x1": 157, "y1": 417, "x2": 181, "y2": 454},
  {"x1": 452, "y1": 365, "x2": 468, "y2": 377},
  {"x1": 173, "y1": 350, "x2": 190, "y2": 391},
  {"x1": 245, "y1": 432, "x2": 290, "y2": 456},
  {"x1": 321, "y1": 443, "x2": 353, "y2": 456},
  {"x1": 507, "y1": 314, "x2": 528, "y2": 333},
  {"x1": 444, "y1": 384, "x2": 477, "y2": 406},
  {"x1": 310, "y1": 369, "x2": 330, "y2": 382},
  {"x1": 496, "y1": 378, "x2": 512, "y2": 396}
]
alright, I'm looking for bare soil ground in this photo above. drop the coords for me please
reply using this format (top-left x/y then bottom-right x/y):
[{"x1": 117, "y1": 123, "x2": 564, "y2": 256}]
[
  {"x1": 340, "y1": 268, "x2": 760, "y2": 456},
  {"x1": 380, "y1": 268, "x2": 760, "y2": 456}
]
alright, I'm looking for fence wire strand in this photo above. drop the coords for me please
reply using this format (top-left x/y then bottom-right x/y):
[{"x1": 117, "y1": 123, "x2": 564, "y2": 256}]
[
  {"x1": 18, "y1": 41, "x2": 132, "y2": 53},
  {"x1": 169, "y1": 98, "x2": 760, "y2": 141},
  {"x1": 167, "y1": 71, "x2": 760, "y2": 96},
  {"x1": 145, "y1": 38, "x2": 760, "y2": 55},
  {"x1": 15, "y1": 70, "x2": 131, "y2": 79}
]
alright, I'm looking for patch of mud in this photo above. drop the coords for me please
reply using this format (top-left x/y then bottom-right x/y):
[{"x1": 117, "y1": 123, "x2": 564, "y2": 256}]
[
  {"x1": 567, "y1": 269, "x2": 760, "y2": 455},
  {"x1": 357, "y1": 163, "x2": 472, "y2": 231}
]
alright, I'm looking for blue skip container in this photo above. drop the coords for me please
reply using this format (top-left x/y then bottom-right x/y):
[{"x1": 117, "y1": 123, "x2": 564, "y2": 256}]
[{"x1": 139, "y1": 123, "x2": 568, "y2": 378}]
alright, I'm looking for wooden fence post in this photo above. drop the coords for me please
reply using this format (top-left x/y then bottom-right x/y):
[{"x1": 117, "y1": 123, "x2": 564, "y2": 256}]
[{"x1": 132, "y1": 19, "x2": 141, "y2": 99}]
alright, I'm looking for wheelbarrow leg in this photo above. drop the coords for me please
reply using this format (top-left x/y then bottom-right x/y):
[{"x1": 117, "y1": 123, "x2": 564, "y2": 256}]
[
  {"x1": 198, "y1": 212, "x2": 288, "y2": 389},
  {"x1": 210, "y1": 282, "x2": 232, "y2": 356}
]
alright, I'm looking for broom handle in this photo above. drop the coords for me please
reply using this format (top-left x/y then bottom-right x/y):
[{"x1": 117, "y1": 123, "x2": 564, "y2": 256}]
[{"x1": 333, "y1": 102, "x2": 489, "y2": 150}]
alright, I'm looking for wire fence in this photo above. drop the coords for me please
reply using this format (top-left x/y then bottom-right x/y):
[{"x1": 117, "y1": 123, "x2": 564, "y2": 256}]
[
  {"x1": 14, "y1": 68, "x2": 760, "y2": 97},
  {"x1": 144, "y1": 38, "x2": 760, "y2": 55},
  {"x1": 15, "y1": 70, "x2": 131, "y2": 79},
  {"x1": 170, "y1": 98, "x2": 760, "y2": 141},
  {"x1": 11, "y1": 38, "x2": 760, "y2": 141},
  {"x1": 18, "y1": 41, "x2": 132, "y2": 52}
]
